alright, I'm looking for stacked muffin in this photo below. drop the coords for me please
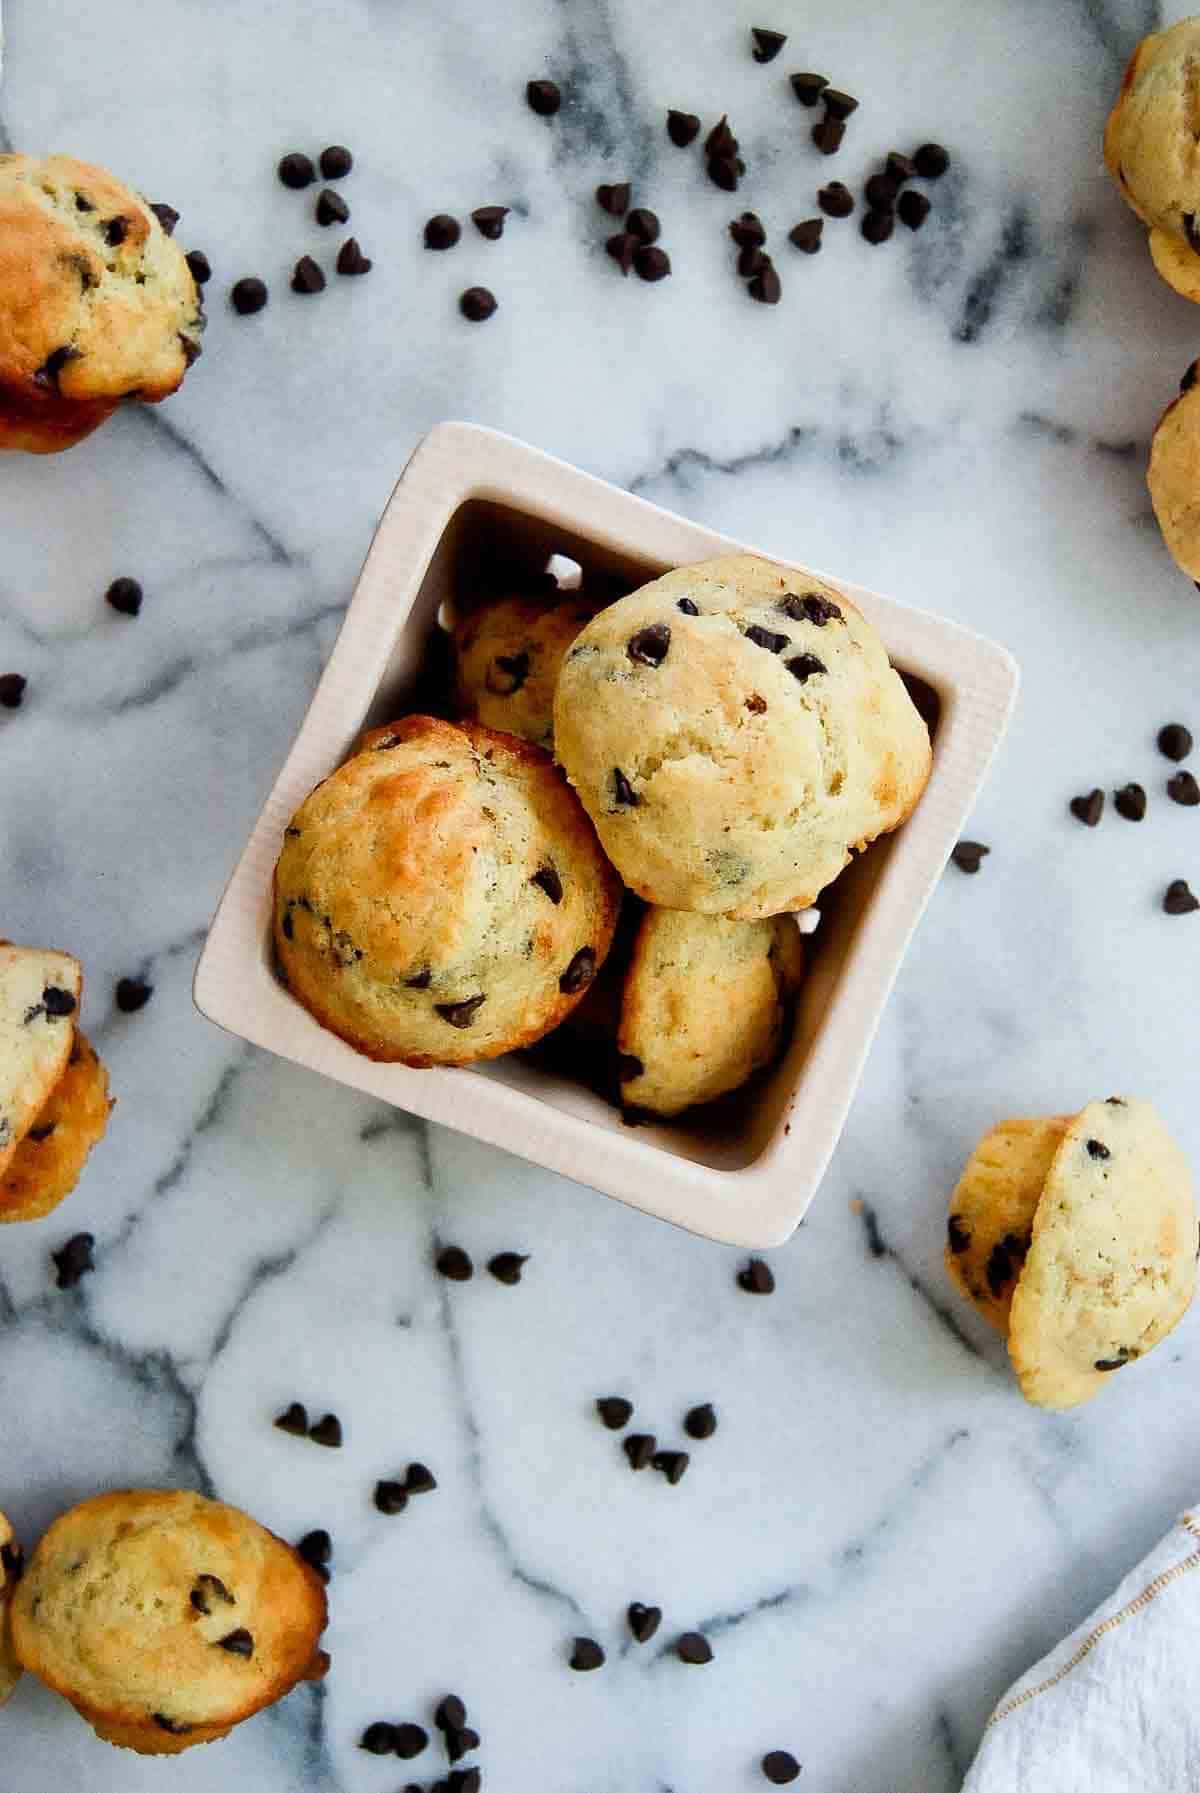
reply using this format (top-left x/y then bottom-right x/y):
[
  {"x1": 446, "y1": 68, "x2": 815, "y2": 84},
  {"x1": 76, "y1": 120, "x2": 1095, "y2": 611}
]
[{"x1": 274, "y1": 553, "x2": 932, "y2": 1117}]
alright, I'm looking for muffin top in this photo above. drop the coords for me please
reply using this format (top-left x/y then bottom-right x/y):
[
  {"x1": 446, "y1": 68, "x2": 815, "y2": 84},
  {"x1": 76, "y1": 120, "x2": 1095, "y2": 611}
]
[
  {"x1": 0, "y1": 154, "x2": 203, "y2": 407},
  {"x1": 11, "y1": 1490, "x2": 328, "y2": 1741},
  {"x1": 274, "y1": 715, "x2": 623, "y2": 1066},
  {"x1": 553, "y1": 553, "x2": 932, "y2": 918},
  {"x1": 1149, "y1": 366, "x2": 1200, "y2": 579},
  {"x1": 454, "y1": 589, "x2": 601, "y2": 749},
  {"x1": 1104, "y1": 20, "x2": 1200, "y2": 243},
  {"x1": 0, "y1": 1031, "x2": 112, "y2": 1224},
  {"x1": 0, "y1": 943, "x2": 82, "y2": 1179},
  {"x1": 944, "y1": 1115, "x2": 1072, "y2": 1334}
]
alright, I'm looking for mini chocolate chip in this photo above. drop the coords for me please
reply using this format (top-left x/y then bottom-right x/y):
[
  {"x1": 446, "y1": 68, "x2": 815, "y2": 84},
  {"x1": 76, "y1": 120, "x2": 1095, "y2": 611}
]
[
  {"x1": 0, "y1": 673, "x2": 27, "y2": 709},
  {"x1": 28, "y1": 1123, "x2": 56, "y2": 1143},
  {"x1": 606, "y1": 230, "x2": 637, "y2": 275},
  {"x1": 822, "y1": 88, "x2": 859, "y2": 119},
  {"x1": 886, "y1": 151, "x2": 916, "y2": 184},
  {"x1": 628, "y1": 1602, "x2": 662, "y2": 1643},
  {"x1": 616, "y1": 1053, "x2": 644, "y2": 1080},
  {"x1": 1086, "y1": 1138, "x2": 1111, "y2": 1161},
  {"x1": 739, "y1": 244, "x2": 769, "y2": 277},
  {"x1": 460, "y1": 286, "x2": 497, "y2": 321},
  {"x1": 745, "y1": 624, "x2": 790, "y2": 653},
  {"x1": 812, "y1": 117, "x2": 846, "y2": 155},
  {"x1": 684, "y1": 1402, "x2": 717, "y2": 1440},
  {"x1": 425, "y1": 214, "x2": 461, "y2": 251},
  {"x1": 309, "y1": 1413, "x2": 343, "y2": 1448},
  {"x1": 596, "y1": 183, "x2": 631, "y2": 217},
  {"x1": 74, "y1": 192, "x2": 95, "y2": 211},
  {"x1": 42, "y1": 986, "x2": 76, "y2": 1018},
  {"x1": 986, "y1": 1241, "x2": 1014, "y2": 1297},
  {"x1": 613, "y1": 767, "x2": 640, "y2": 806},
  {"x1": 818, "y1": 182, "x2": 855, "y2": 217},
  {"x1": 291, "y1": 255, "x2": 326, "y2": 294},
  {"x1": 487, "y1": 1251, "x2": 529, "y2": 1286},
  {"x1": 445, "y1": 1727, "x2": 481, "y2": 1763},
  {"x1": 597, "y1": 1396, "x2": 634, "y2": 1429},
  {"x1": 745, "y1": 693, "x2": 768, "y2": 713},
  {"x1": 320, "y1": 145, "x2": 354, "y2": 179},
  {"x1": 762, "y1": 1751, "x2": 802, "y2": 1784},
  {"x1": 560, "y1": 947, "x2": 597, "y2": 994},
  {"x1": 361, "y1": 1722, "x2": 399, "y2": 1755},
  {"x1": 374, "y1": 1480, "x2": 409, "y2": 1515},
  {"x1": 1094, "y1": 1357, "x2": 1128, "y2": 1372},
  {"x1": 1163, "y1": 880, "x2": 1198, "y2": 914},
  {"x1": 627, "y1": 207, "x2": 660, "y2": 245},
  {"x1": 279, "y1": 152, "x2": 316, "y2": 189},
  {"x1": 1159, "y1": 723, "x2": 1194, "y2": 761},
  {"x1": 628, "y1": 622, "x2": 671, "y2": 665},
  {"x1": 787, "y1": 652, "x2": 826, "y2": 683},
  {"x1": 788, "y1": 219, "x2": 824, "y2": 254},
  {"x1": 653, "y1": 1449, "x2": 690, "y2": 1484},
  {"x1": 947, "y1": 1214, "x2": 971, "y2": 1253},
  {"x1": 1106, "y1": 1097, "x2": 1126, "y2": 1106},
  {"x1": 951, "y1": 840, "x2": 990, "y2": 874},
  {"x1": 191, "y1": 1573, "x2": 234, "y2": 1613},
  {"x1": 635, "y1": 246, "x2": 671, "y2": 281},
  {"x1": 532, "y1": 866, "x2": 563, "y2": 903},
  {"x1": 677, "y1": 1632, "x2": 713, "y2": 1664},
  {"x1": 897, "y1": 189, "x2": 931, "y2": 230},
  {"x1": 437, "y1": 1245, "x2": 474, "y2": 1281},
  {"x1": 185, "y1": 249, "x2": 212, "y2": 284},
  {"x1": 570, "y1": 1637, "x2": 605, "y2": 1671},
  {"x1": 405, "y1": 967, "x2": 432, "y2": 989},
  {"x1": 106, "y1": 577, "x2": 143, "y2": 617},
  {"x1": 394, "y1": 1723, "x2": 429, "y2": 1758},
  {"x1": 231, "y1": 277, "x2": 268, "y2": 314},
  {"x1": 677, "y1": 597, "x2": 700, "y2": 615},
  {"x1": 337, "y1": 238, "x2": 372, "y2": 275},
  {"x1": 738, "y1": 1257, "x2": 775, "y2": 1294},
  {"x1": 115, "y1": 976, "x2": 153, "y2": 1012},
  {"x1": 435, "y1": 1697, "x2": 467, "y2": 1733},
  {"x1": 913, "y1": 142, "x2": 950, "y2": 179},
  {"x1": 706, "y1": 116, "x2": 738, "y2": 158},
  {"x1": 667, "y1": 110, "x2": 701, "y2": 146},
  {"x1": 316, "y1": 189, "x2": 350, "y2": 227},
  {"x1": 406, "y1": 1462, "x2": 438, "y2": 1494},
  {"x1": 527, "y1": 78, "x2": 562, "y2": 115},
  {"x1": 624, "y1": 1432, "x2": 656, "y2": 1470},
  {"x1": 472, "y1": 204, "x2": 509, "y2": 240},
  {"x1": 298, "y1": 1529, "x2": 332, "y2": 1569},
  {"x1": 861, "y1": 209, "x2": 894, "y2": 244},
  {"x1": 486, "y1": 649, "x2": 530, "y2": 694},
  {"x1": 35, "y1": 345, "x2": 81, "y2": 390},
  {"x1": 150, "y1": 202, "x2": 179, "y2": 235},
  {"x1": 1114, "y1": 783, "x2": 1147, "y2": 821},
  {"x1": 707, "y1": 154, "x2": 743, "y2": 191},
  {"x1": 1070, "y1": 789, "x2": 1104, "y2": 827},
  {"x1": 864, "y1": 173, "x2": 899, "y2": 211},
  {"x1": 436, "y1": 995, "x2": 487, "y2": 1027},
  {"x1": 1169, "y1": 771, "x2": 1200, "y2": 806},
  {"x1": 751, "y1": 27, "x2": 787, "y2": 62},
  {"x1": 749, "y1": 263, "x2": 782, "y2": 303},
  {"x1": 781, "y1": 591, "x2": 842, "y2": 625},
  {"x1": 152, "y1": 1713, "x2": 192, "y2": 1734},
  {"x1": 217, "y1": 1628, "x2": 254, "y2": 1657},
  {"x1": 105, "y1": 216, "x2": 130, "y2": 246},
  {"x1": 790, "y1": 72, "x2": 829, "y2": 105},
  {"x1": 730, "y1": 212, "x2": 767, "y2": 248},
  {"x1": 275, "y1": 1401, "x2": 309, "y2": 1435}
]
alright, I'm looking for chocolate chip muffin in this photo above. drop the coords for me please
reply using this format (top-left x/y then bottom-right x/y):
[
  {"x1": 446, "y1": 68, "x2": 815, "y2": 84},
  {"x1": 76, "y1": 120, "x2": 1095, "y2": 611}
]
[
  {"x1": 1148, "y1": 364, "x2": 1200, "y2": 579},
  {"x1": 454, "y1": 589, "x2": 602, "y2": 748},
  {"x1": 1104, "y1": 20, "x2": 1200, "y2": 303},
  {"x1": 274, "y1": 715, "x2": 623, "y2": 1066},
  {"x1": 947, "y1": 1100, "x2": 1196, "y2": 1410},
  {"x1": 0, "y1": 1032, "x2": 113, "y2": 1223},
  {"x1": 0, "y1": 943, "x2": 84, "y2": 1181},
  {"x1": 0, "y1": 1511, "x2": 22, "y2": 1708},
  {"x1": 0, "y1": 154, "x2": 204, "y2": 453},
  {"x1": 11, "y1": 1489, "x2": 329, "y2": 1754},
  {"x1": 617, "y1": 909, "x2": 805, "y2": 1116},
  {"x1": 553, "y1": 554, "x2": 932, "y2": 918}
]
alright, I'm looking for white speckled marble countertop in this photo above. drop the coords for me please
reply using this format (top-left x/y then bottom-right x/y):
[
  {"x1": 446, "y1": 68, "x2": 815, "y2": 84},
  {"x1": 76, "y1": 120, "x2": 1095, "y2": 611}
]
[{"x1": 3, "y1": 1, "x2": 1200, "y2": 1788}]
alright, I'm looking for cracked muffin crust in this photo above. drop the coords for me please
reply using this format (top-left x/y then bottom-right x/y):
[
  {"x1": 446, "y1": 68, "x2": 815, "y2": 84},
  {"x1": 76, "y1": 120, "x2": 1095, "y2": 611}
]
[
  {"x1": 11, "y1": 1489, "x2": 328, "y2": 1754},
  {"x1": 1149, "y1": 363, "x2": 1200, "y2": 579},
  {"x1": 0, "y1": 1511, "x2": 22, "y2": 1708},
  {"x1": 453, "y1": 589, "x2": 602, "y2": 748},
  {"x1": 1104, "y1": 20, "x2": 1200, "y2": 303},
  {"x1": 552, "y1": 553, "x2": 932, "y2": 918},
  {"x1": 0, "y1": 1032, "x2": 113, "y2": 1224},
  {"x1": 273, "y1": 715, "x2": 623, "y2": 1066},
  {"x1": 0, "y1": 154, "x2": 204, "y2": 453}
]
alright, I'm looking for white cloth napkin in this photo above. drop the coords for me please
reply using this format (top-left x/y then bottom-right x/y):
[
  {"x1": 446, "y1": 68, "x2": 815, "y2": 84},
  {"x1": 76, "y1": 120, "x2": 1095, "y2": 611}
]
[{"x1": 964, "y1": 1509, "x2": 1200, "y2": 1791}]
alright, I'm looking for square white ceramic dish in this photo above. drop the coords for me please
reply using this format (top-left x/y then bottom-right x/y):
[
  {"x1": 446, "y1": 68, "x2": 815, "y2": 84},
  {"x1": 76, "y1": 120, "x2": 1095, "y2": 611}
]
[{"x1": 194, "y1": 422, "x2": 1017, "y2": 1248}]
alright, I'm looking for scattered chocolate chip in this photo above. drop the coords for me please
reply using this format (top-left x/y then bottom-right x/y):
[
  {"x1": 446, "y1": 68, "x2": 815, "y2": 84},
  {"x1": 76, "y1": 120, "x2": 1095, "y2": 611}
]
[
  {"x1": 1070, "y1": 789, "x2": 1104, "y2": 827},
  {"x1": 560, "y1": 947, "x2": 597, "y2": 994},
  {"x1": 532, "y1": 866, "x2": 563, "y2": 903},
  {"x1": 812, "y1": 117, "x2": 845, "y2": 155},
  {"x1": 150, "y1": 203, "x2": 179, "y2": 235},
  {"x1": 706, "y1": 116, "x2": 738, "y2": 158},
  {"x1": 596, "y1": 183, "x2": 631, "y2": 217},
  {"x1": 653, "y1": 1450, "x2": 690, "y2": 1484},
  {"x1": 635, "y1": 245, "x2": 672, "y2": 281},
  {"x1": 677, "y1": 1632, "x2": 713, "y2": 1664},
  {"x1": 279, "y1": 152, "x2": 316, "y2": 189},
  {"x1": 624, "y1": 1433, "x2": 657, "y2": 1470},
  {"x1": 362, "y1": 1722, "x2": 399, "y2": 1755},
  {"x1": 374, "y1": 1480, "x2": 409, "y2": 1515},
  {"x1": 896, "y1": 189, "x2": 930, "y2": 231},
  {"x1": 1169, "y1": 771, "x2": 1200, "y2": 806},
  {"x1": 185, "y1": 249, "x2": 212, "y2": 284},
  {"x1": 445, "y1": 1726, "x2": 481, "y2": 1762},
  {"x1": 886, "y1": 151, "x2": 916, "y2": 184},
  {"x1": 684, "y1": 1402, "x2": 717, "y2": 1440},
  {"x1": 460, "y1": 286, "x2": 497, "y2": 321},
  {"x1": 152, "y1": 1712, "x2": 192, "y2": 1734},
  {"x1": 298, "y1": 1530, "x2": 332, "y2": 1573},
  {"x1": 951, "y1": 840, "x2": 990, "y2": 874},
  {"x1": 738, "y1": 1257, "x2": 775, "y2": 1294},
  {"x1": 336, "y1": 238, "x2": 372, "y2": 275},
  {"x1": 105, "y1": 576, "x2": 143, "y2": 617},
  {"x1": 104, "y1": 216, "x2": 130, "y2": 247},
  {"x1": 320, "y1": 145, "x2": 354, "y2": 179},
  {"x1": 947, "y1": 1214, "x2": 971, "y2": 1254},
  {"x1": 788, "y1": 219, "x2": 823, "y2": 254},
  {"x1": 913, "y1": 142, "x2": 950, "y2": 179},
  {"x1": 527, "y1": 78, "x2": 562, "y2": 116},
  {"x1": 707, "y1": 154, "x2": 743, "y2": 192},
  {"x1": 745, "y1": 624, "x2": 790, "y2": 653},
  {"x1": 291, "y1": 254, "x2": 326, "y2": 295},
  {"x1": 1164, "y1": 879, "x2": 1200, "y2": 915},
  {"x1": 627, "y1": 207, "x2": 660, "y2": 245},
  {"x1": 790, "y1": 72, "x2": 829, "y2": 106},
  {"x1": 730, "y1": 212, "x2": 767, "y2": 249},
  {"x1": 488, "y1": 1252, "x2": 529, "y2": 1285},
  {"x1": 628, "y1": 1602, "x2": 662, "y2": 1643},
  {"x1": 115, "y1": 976, "x2": 153, "y2": 1012},
  {"x1": 738, "y1": 244, "x2": 769, "y2": 276},
  {"x1": 275, "y1": 1401, "x2": 309, "y2": 1435},
  {"x1": 751, "y1": 27, "x2": 787, "y2": 62},
  {"x1": 435, "y1": 1696, "x2": 467, "y2": 1733},
  {"x1": 309, "y1": 1413, "x2": 343, "y2": 1448},
  {"x1": 864, "y1": 173, "x2": 899, "y2": 211},
  {"x1": 407, "y1": 1463, "x2": 438, "y2": 1494},
  {"x1": 628, "y1": 622, "x2": 671, "y2": 665},
  {"x1": 1114, "y1": 783, "x2": 1147, "y2": 822},
  {"x1": 597, "y1": 1396, "x2": 634, "y2": 1429},
  {"x1": 570, "y1": 1637, "x2": 605, "y2": 1671},
  {"x1": 425, "y1": 214, "x2": 461, "y2": 251},
  {"x1": 231, "y1": 277, "x2": 268, "y2": 314},
  {"x1": 787, "y1": 652, "x2": 826, "y2": 682},
  {"x1": 1159, "y1": 723, "x2": 1193, "y2": 762},
  {"x1": 436, "y1": 995, "x2": 487, "y2": 1027},
  {"x1": 316, "y1": 189, "x2": 350, "y2": 227},
  {"x1": 449, "y1": 1770, "x2": 481, "y2": 1793},
  {"x1": 677, "y1": 597, "x2": 700, "y2": 615},
  {"x1": 762, "y1": 1751, "x2": 802, "y2": 1784},
  {"x1": 486, "y1": 650, "x2": 530, "y2": 694},
  {"x1": 436, "y1": 1245, "x2": 475, "y2": 1281},
  {"x1": 612, "y1": 767, "x2": 640, "y2": 806},
  {"x1": 667, "y1": 109, "x2": 702, "y2": 146},
  {"x1": 472, "y1": 205, "x2": 509, "y2": 240},
  {"x1": 52, "y1": 1233, "x2": 94, "y2": 1291},
  {"x1": 606, "y1": 230, "x2": 637, "y2": 275},
  {"x1": 861, "y1": 209, "x2": 895, "y2": 244},
  {"x1": 822, "y1": 88, "x2": 859, "y2": 119},
  {"x1": 395, "y1": 1723, "x2": 430, "y2": 1759},
  {"x1": 818, "y1": 182, "x2": 854, "y2": 217},
  {"x1": 217, "y1": 1628, "x2": 254, "y2": 1657},
  {"x1": 749, "y1": 262, "x2": 782, "y2": 303}
]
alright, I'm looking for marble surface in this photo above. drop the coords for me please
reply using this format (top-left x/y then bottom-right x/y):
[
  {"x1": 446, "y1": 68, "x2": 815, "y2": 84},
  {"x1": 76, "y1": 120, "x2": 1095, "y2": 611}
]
[{"x1": 2, "y1": 0, "x2": 1200, "y2": 1787}]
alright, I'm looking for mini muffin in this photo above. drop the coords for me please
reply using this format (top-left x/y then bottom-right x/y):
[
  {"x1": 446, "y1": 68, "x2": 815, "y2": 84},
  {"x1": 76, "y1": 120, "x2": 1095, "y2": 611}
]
[
  {"x1": 454, "y1": 589, "x2": 602, "y2": 748},
  {"x1": 0, "y1": 1510, "x2": 22, "y2": 1707},
  {"x1": 0, "y1": 1033, "x2": 113, "y2": 1223},
  {"x1": 617, "y1": 910, "x2": 805, "y2": 1117},
  {"x1": 553, "y1": 554, "x2": 931, "y2": 918},
  {"x1": 0, "y1": 154, "x2": 204, "y2": 453},
  {"x1": 946, "y1": 1099, "x2": 1196, "y2": 1409},
  {"x1": 1104, "y1": 20, "x2": 1200, "y2": 303},
  {"x1": 11, "y1": 1489, "x2": 328, "y2": 1754},
  {"x1": 1148, "y1": 362, "x2": 1200, "y2": 580},
  {"x1": 274, "y1": 715, "x2": 623, "y2": 1066},
  {"x1": 0, "y1": 943, "x2": 84, "y2": 1180}
]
